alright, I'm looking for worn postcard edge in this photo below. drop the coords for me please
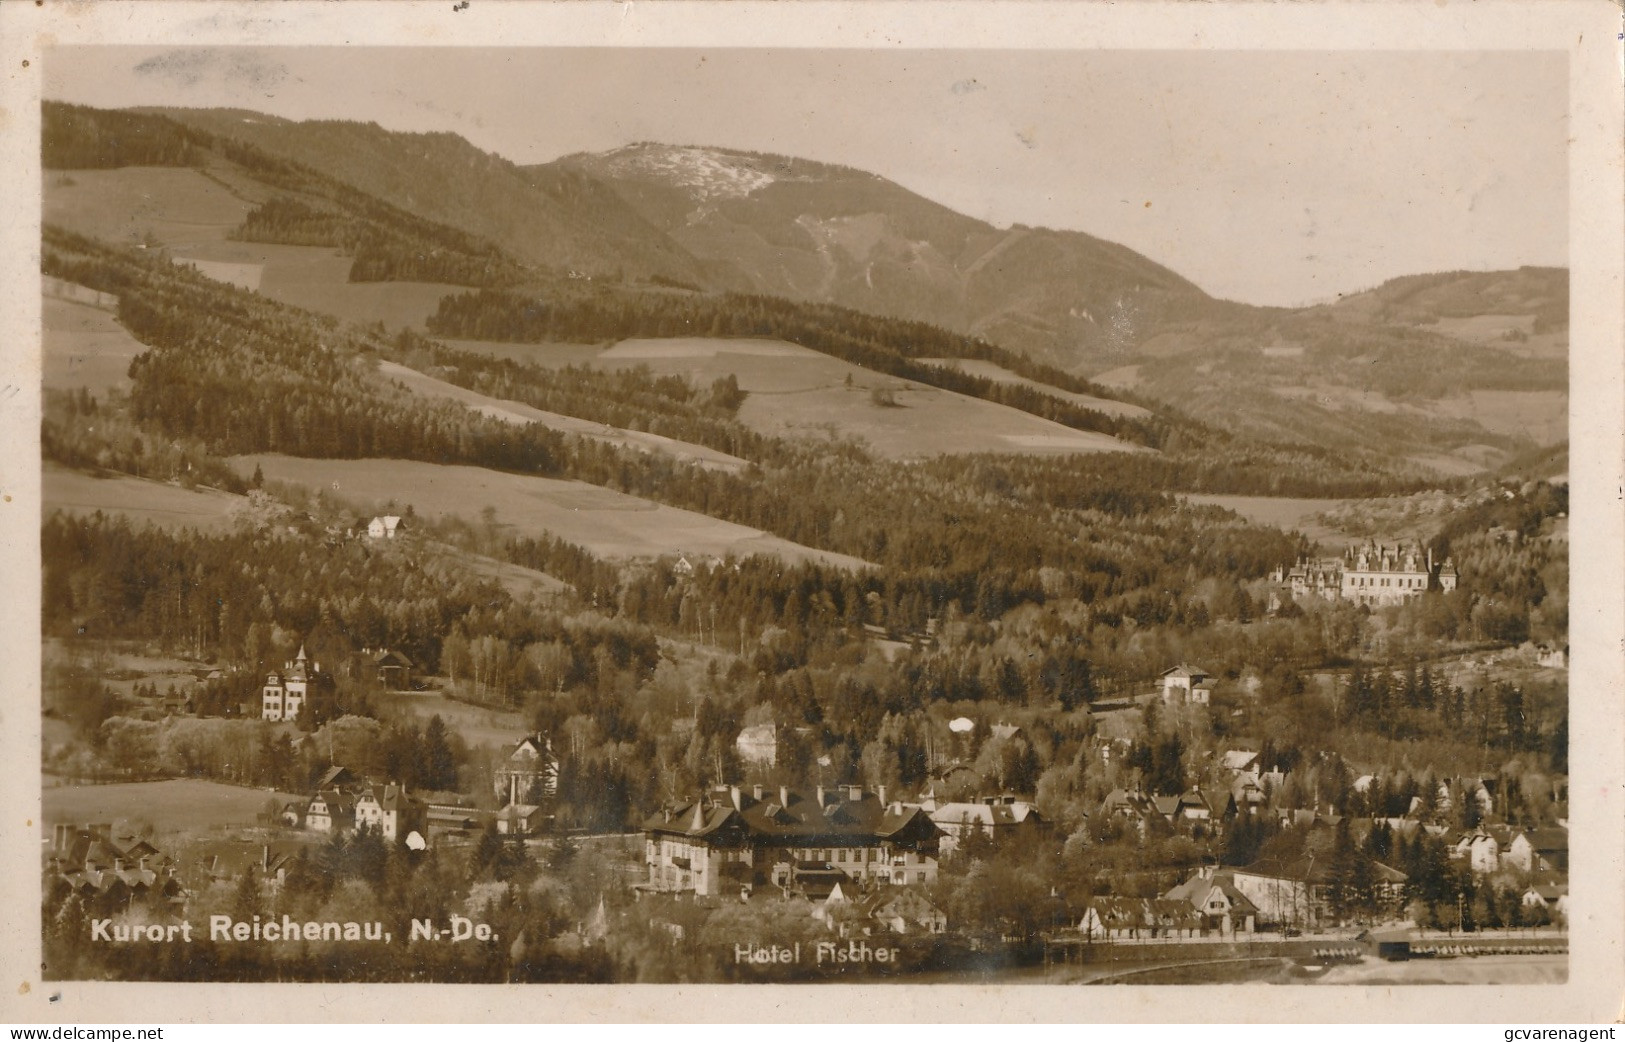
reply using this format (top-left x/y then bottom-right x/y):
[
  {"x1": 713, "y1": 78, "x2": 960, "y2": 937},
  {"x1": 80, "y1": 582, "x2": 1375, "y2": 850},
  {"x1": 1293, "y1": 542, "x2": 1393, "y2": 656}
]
[{"x1": 0, "y1": 0, "x2": 1619, "y2": 1024}]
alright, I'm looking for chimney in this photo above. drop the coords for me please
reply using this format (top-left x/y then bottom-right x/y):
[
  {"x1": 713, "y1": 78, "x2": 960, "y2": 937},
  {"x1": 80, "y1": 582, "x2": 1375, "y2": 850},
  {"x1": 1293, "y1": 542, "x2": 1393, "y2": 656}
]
[
  {"x1": 729, "y1": 785, "x2": 742, "y2": 812},
  {"x1": 847, "y1": 784, "x2": 862, "y2": 801},
  {"x1": 816, "y1": 785, "x2": 825, "y2": 807},
  {"x1": 753, "y1": 784, "x2": 764, "y2": 800},
  {"x1": 877, "y1": 785, "x2": 887, "y2": 808},
  {"x1": 779, "y1": 786, "x2": 790, "y2": 807}
]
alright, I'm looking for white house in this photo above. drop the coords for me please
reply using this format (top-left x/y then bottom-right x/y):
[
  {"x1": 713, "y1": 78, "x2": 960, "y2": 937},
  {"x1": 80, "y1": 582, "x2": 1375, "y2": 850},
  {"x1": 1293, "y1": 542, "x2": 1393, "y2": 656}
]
[
  {"x1": 261, "y1": 645, "x2": 315, "y2": 722},
  {"x1": 1161, "y1": 664, "x2": 1213, "y2": 705},
  {"x1": 735, "y1": 723, "x2": 778, "y2": 767},
  {"x1": 1163, "y1": 867, "x2": 1260, "y2": 936},
  {"x1": 305, "y1": 789, "x2": 355, "y2": 834},
  {"x1": 353, "y1": 784, "x2": 425, "y2": 843},
  {"x1": 367, "y1": 515, "x2": 404, "y2": 539},
  {"x1": 1506, "y1": 827, "x2": 1569, "y2": 873},
  {"x1": 924, "y1": 796, "x2": 1045, "y2": 856}
]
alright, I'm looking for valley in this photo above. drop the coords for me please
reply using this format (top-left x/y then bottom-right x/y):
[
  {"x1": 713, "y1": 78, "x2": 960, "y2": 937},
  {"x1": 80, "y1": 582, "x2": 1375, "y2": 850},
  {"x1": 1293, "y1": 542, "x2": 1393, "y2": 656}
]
[{"x1": 34, "y1": 99, "x2": 1572, "y2": 989}]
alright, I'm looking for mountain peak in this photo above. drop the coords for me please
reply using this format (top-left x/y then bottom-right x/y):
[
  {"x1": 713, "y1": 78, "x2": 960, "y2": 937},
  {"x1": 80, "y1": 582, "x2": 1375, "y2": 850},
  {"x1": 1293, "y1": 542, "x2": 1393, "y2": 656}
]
[{"x1": 585, "y1": 143, "x2": 782, "y2": 201}]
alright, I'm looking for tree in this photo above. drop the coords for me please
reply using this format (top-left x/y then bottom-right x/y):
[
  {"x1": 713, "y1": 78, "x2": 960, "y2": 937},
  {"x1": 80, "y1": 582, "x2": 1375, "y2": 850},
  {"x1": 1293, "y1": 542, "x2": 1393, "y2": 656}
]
[
  {"x1": 1326, "y1": 817, "x2": 1358, "y2": 924},
  {"x1": 422, "y1": 715, "x2": 459, "y2": 792},
  {"x1": 232, "y1": 864, "x2": 265, "y2": 923}
]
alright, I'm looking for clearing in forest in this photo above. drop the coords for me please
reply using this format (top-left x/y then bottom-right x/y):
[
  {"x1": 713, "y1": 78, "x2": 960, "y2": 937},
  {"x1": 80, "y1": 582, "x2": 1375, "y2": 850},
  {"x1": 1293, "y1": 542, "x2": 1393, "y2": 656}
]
[
  {"x1": 585, "y1": 337, "x2": 1147, "y2": 460},
  {"x1": 228, "y1": 454, "x2": 870, "y2": 571},
  {"x1": 375, "y1": 359, "x2": 750, "y2": 474},
  {"x1": 44, "y1": 463, "x2": 244, "y2": 534}
]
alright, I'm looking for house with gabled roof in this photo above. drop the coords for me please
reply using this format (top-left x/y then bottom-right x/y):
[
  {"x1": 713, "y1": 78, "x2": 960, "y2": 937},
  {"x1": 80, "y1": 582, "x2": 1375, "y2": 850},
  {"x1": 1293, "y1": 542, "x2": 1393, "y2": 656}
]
[
  {"x1": 1078, "y1": 897, "x2": 1204, "y2": 941},
  {"x1": 1225, "y1": 772, "x2": 1272, "y2": 819},
  {"x1": 494, "y1": 733, "x2": 558, "y2": 807},
  {"x1": 1506, "y1": 827, "x2": 1568, "y2": 874},
  {"x1": 305, "y1": 789, "x2": 356, "y2": 834},
  {"x1": 366, "y1": 515, "x2": 405, "y2": 540},
  {"x1": 361, "y1": 647, "x2": 414, "y2": 689},
  {"x1": 354, "y1": 784, "x2": 426, "y2": 844},
  {"x1": 44, "y1": 824, "x2": 185, "y2": 910},
  {"x1": 1450, "y1": 825, "x2": 1512, "y2": 875},
  {"x1": 923, "y1": 795, "x2": 1046, "y2": 856},
  {"x1": 1231, "y1": 854, "x2": 1407, "y2": 929},
  {"x1": 638, "y1": 784, "x2": 941, "y2": 897},
  {"x1": 496, "y1": 802, "x2": 545, "y2": 836},
  {"x1": 1161, "y1": 663, "x2": 1213, "y2": 706},
  {"x1": 1163, "y1": 866, "x2": 1259, "y2": 936},
  {"x1": 1520, "y1": 879, "x2": 1569, "y2": 922},
  {"x1": 864, "y1": 886, "x2": 948, "y2": 935}
]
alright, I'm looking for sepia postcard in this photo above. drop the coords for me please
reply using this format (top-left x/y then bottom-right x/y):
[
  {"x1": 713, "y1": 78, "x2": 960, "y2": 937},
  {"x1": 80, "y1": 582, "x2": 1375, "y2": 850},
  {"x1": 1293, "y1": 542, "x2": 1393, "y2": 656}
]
[{"x1": 0, "y1": 0, "x2": 1621, "y2": 1025}]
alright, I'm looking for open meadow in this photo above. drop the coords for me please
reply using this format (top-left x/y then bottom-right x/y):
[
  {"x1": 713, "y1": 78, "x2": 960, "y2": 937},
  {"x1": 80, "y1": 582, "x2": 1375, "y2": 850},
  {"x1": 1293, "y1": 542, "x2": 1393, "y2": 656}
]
[
  {"x1": 438, "y1": 338, "x2": 610, "y2": 368},
  {"x1": 229, "y1": 453, "x2": 870, "y2": 570},
  {"x1": 371, "y1": 691, "x2": 528, "y2": 751},
  {"x1": 44, "y1": 463, "x2": 244, "y2": 534},
  {"x1": 416, "y1": 541, "x2": 570, "y2": 602},
  {"x1": 1180, "y1": 494, "x2": 1353, "y2": 545},
  {"x1": 587, "y1": 338, "x2": 1145, "y2": 460},
  {"x1": 918, "y1": 357, "x2": 1152, "y2": 419},
  {"x1": 42, "y1": 778, "x2": 307, "y2": 835},
  {"x1": 43, "y1": 637, "x2": 210, "y2": 701},
  {"x1": 375, "y1": 359, "x2": 750, "y2": 473},
  {"x1": 1431, "y1": 389, "x2": 1567, "y2": 445},
  {"x1": 42, "y1": 292, "x2": 145, "y2": 395},
  {"x1": 43, "y1": 166, "x2": 255, "y2": 249}
]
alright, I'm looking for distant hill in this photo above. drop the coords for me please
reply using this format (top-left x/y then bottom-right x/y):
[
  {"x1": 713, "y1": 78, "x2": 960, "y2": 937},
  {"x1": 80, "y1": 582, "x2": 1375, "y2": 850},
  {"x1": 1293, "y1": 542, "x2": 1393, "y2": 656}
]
[
  {"x1": 44, "y1": 103, "x2": 1567, "y2": 476},
  {"x1": 546, "y1": 143, "x2": 1239, "y2": 369},
  {"x1": 144, "y1": 108, "x2": 709, "y2": 287},
  {"x1": 1315, "y1": 267, "x2": 1568, "y2": 333}
]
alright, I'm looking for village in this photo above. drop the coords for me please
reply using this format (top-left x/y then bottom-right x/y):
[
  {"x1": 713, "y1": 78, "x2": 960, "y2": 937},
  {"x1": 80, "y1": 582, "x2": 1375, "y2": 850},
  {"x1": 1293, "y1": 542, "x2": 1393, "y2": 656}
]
[{"x1": 44, "y1": 591, "x2": 1570, "y2": 981}]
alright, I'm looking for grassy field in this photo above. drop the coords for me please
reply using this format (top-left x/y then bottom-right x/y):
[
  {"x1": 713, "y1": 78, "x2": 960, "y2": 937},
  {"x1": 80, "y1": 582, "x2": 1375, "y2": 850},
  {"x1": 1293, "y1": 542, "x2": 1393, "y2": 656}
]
[
  {"x1": 1432, "y1": 390, "x2": 1567, "y2": 445},
  {"x1": 43, "y1": 637, "x2": 210, "y2": 701},
  {"x1": 417, "y1": 541, "x2": 570, "y2": 601},
  {"x1": 271, "y1": 279, "x2": 464, "y2": 331},
  {"x1": 917, "y1": 357, "x2": 1152, "y2": 419},
  {"x1": 228, "y1": 454, "x2": 870, "y2": 570},
  {"x1": 1181, "y1": 494, "x2": 1352, "y2": 545},
  {"x1": 42, "y1": 295, "x2": 146, "y2": 394},
  {"x1": 41, "y1": 779, "x2": 306, "y2": 834},
  {"x1": 1090, "y1": 364, "x2": 1142, "y2": 390},
  {"x1": 375, "y1": 359, "x2": 749, "y2": 473},
  {"x1": 44, "y1": 167, "x2": 256, "y2": 250},
  {"x1": 44, "y1": 463, "x2": 244, "y2": 534},
  {"x1": 371, "y1": 691, "x2": 528, "y2": 751},
  {"x1": 441, "y1": 339, "x2": 611, "y2": 367},
  {"x1": 587, "y1": 338, "x2": 1145, "y2": 460}
]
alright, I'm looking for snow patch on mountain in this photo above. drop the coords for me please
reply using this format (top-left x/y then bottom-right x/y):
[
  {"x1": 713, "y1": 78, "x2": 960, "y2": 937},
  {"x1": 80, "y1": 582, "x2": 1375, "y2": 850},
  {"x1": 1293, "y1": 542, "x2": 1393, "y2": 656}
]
[{"x1": 598, "y1": 144, "x2": 778, "y2": 201}]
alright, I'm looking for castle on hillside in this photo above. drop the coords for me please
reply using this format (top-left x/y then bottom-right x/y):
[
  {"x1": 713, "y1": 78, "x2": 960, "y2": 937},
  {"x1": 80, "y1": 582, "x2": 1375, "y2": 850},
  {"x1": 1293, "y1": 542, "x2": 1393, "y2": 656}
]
[{"x1": 1273, "y1": 540, "x2": 1457, "y2": 607}]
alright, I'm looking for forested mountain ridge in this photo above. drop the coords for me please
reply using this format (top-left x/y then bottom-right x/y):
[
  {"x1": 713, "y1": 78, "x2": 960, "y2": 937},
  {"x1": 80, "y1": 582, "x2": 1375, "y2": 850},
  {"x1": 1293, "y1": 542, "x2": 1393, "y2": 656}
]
[{"x1": 136, "y1": 106, "x2": 711, "y2": 286}]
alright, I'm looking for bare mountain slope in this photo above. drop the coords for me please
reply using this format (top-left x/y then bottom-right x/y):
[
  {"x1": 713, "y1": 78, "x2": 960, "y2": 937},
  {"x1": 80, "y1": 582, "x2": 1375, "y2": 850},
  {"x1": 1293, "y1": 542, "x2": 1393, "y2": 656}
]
[
  {"x1": 548, "y1": 143, "x2": 1227, "y2": 369},
  {"x1": 146, "y1": 109, "x2": 709, "y2": 286}
]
